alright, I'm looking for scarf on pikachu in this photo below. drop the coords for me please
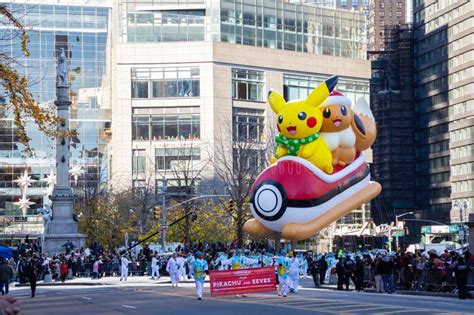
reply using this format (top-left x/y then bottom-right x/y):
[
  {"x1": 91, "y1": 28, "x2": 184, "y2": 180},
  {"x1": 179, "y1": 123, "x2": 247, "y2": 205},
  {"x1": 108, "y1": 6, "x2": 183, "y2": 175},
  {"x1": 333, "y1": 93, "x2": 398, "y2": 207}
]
[{"x1": 275, "y1": 132, "x2": 320, "y2": 156}]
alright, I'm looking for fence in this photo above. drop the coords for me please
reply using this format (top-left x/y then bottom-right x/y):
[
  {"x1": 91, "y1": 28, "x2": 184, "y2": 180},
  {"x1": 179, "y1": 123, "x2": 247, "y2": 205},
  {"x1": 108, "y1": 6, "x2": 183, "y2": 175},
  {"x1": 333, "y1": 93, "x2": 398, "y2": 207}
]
[{"x1": 360, "y1": 262, "x2": 474, "y2": 294}]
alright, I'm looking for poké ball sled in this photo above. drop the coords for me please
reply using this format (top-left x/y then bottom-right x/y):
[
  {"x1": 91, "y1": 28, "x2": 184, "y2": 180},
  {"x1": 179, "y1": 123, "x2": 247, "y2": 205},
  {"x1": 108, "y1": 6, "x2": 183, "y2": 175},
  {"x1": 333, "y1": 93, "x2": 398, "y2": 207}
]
[
  {"x1": 243, "y1": 76, "x2": 381, "y2": 241},
  {"x1": 243, "y1": 153, "x2": 381, "y2": 241}
]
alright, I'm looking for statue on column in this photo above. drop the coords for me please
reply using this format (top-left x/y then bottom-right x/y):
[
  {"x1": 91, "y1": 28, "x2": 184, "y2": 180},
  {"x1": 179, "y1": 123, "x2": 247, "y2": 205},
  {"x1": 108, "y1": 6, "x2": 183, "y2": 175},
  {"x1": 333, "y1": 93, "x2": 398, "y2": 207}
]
[{"x1": 57, "y1": 47, "x2": 68, "y2": 88}]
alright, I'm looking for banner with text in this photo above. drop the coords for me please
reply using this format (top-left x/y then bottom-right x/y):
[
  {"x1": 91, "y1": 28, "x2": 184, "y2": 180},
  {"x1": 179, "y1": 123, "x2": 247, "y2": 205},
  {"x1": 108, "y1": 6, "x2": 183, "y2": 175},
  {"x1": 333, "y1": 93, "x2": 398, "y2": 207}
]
[{"x1": 209, "y1": 267, "x2": 276, "y2": 297}]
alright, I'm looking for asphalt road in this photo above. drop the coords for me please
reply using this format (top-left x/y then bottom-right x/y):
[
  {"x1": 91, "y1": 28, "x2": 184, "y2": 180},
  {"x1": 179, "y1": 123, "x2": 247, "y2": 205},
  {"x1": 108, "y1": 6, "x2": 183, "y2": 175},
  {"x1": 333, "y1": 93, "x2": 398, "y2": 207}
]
[{"x1": 11, "y1": 282, "x2": 472, "y2": 315}]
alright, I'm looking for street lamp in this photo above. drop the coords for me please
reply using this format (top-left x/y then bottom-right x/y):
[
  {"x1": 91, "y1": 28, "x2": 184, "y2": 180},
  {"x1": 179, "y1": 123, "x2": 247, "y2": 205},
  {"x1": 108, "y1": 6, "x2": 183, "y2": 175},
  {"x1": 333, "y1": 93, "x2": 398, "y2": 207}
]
[
  {"x1": 395, "y1": 211, "x2": 414, "y2": 252},
  {"x1": 453, "y1": 200, "x2": 470, "y2": 249}
]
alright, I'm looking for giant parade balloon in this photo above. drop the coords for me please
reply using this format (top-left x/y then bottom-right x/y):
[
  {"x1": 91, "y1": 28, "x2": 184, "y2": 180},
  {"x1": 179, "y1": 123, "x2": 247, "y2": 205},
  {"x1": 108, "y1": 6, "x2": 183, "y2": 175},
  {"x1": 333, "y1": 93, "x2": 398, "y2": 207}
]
[{"x1": 243, "y1": 76, "x2": 382, "y2": 241}]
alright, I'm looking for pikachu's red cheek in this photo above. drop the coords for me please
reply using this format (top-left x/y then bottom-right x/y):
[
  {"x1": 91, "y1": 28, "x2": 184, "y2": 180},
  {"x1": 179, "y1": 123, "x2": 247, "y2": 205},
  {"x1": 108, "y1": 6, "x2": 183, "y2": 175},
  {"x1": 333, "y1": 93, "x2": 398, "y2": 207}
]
[
  {"x1": 277, "y1": 124, "x2": 281, "y2": 132},
  {"x1": 306, "y1": 117, "x2": 317, "y2": 128}
]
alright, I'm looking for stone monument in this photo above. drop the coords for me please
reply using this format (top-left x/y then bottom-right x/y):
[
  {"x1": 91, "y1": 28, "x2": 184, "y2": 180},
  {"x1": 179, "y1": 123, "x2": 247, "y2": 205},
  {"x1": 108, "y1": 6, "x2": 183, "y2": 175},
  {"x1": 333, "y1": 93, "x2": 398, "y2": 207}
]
[{"x1": 43, "y1": 48, "x2": 86, "y2": 255}]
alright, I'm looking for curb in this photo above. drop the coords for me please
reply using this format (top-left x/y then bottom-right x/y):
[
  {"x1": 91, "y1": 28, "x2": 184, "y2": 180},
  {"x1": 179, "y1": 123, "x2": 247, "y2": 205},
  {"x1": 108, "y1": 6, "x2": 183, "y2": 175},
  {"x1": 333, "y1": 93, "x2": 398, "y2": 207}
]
[{"x1": 15, "y1": 282, "x2": 110, "y2": 287}]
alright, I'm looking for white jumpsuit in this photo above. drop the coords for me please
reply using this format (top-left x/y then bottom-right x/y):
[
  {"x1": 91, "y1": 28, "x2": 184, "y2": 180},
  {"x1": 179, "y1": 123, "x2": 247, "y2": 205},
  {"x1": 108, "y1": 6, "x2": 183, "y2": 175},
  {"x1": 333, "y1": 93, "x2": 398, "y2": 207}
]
[
  {"x1": 120, "y1": 257, "x2": 130, "y2": 281},
  {"x1": 289, "y1": 258, "x2": 300, "y2": 292},
  {"x1": 166, "y1": 257, "x2": 181, "y2": 287},
  {"x1": 177, "y1": 256, "x2": 186, "y2": 280},
  {"x1": 151, "y1": 256, "x2": 160, "y2": 279}
]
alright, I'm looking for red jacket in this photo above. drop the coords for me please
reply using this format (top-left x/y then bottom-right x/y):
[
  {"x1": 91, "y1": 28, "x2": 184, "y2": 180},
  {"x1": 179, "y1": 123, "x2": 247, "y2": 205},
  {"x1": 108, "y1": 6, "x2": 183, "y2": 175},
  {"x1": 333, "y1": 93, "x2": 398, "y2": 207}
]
[{"x1": 60, "y1": 262, "x2": 68, "y2": 275}]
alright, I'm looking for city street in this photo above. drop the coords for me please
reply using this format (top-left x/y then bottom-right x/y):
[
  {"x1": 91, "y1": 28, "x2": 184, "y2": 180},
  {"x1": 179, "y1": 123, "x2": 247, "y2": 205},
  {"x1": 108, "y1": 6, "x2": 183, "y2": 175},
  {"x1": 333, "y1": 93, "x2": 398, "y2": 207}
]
[{"x1": 11, "y1": 279, "x2": 472, "y2": 315}]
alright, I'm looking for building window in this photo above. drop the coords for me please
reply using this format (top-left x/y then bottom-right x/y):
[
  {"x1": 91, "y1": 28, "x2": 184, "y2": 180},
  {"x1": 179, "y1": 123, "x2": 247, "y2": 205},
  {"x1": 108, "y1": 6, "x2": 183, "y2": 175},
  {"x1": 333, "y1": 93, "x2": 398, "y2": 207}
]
[
  {"x1": 131, "y1": 81, "x2": 149, "y2": 98},
  {"x1": 233, "y1": 108, "x2": 265, "y2": 143},
  {"x1": 155, "y1": 147, "x2": 201, "y2": 170},
  {"x1": 132, "y1": 180, "x2": 146, "y2": 190},
  {"x1": 156, "y1": 177, "x2": 201, "y2": 195},
  {"x1": 132, "y1": 116, "x2": 150, "y2": 141},
  {"x1": 341, "y1": 0, "x2": 348, "y2": 6},
  {"x1": 352, "y1": 0, "x2": 359, "y2": 6},
  {"x1": 233, "y1": 148, "x2": 266, "y2": 173},
  {"x1": 283, "y1": 74, "x2": 369, "y2": 105},
  {"x1": 126, "y1": 10, "x2": 205, "y2": 43},
  {"x1": 232, "y1": 69, "x2": 265, "y2": 102},
  {"x1": 132, "y1": 108, "x2": 200, "y2": 141},
  {"x1": 131, "y1": 67, "x2": 200, "y2": 99},
  {"x1": 132, "y1": 149, "x2": 146, "y2": 173}
]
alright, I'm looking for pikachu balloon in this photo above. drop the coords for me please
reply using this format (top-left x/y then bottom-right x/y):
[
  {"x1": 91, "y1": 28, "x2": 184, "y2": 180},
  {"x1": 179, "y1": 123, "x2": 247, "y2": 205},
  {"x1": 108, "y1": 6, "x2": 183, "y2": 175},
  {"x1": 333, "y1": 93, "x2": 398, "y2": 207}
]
[
  {"x1": 269, "y1": 76, "x2": 338, "y2": 174},
  {"x1": 243, "y1": 76, "x2": 381, "y2": 241}
]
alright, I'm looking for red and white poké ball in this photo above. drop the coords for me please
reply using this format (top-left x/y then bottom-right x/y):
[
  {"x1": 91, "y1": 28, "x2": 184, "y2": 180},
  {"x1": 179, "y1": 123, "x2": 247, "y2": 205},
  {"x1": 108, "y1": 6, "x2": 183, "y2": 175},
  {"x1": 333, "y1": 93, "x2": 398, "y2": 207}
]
[{"x1": 243, "y1": 153, "x2": 381, "y2": 241}]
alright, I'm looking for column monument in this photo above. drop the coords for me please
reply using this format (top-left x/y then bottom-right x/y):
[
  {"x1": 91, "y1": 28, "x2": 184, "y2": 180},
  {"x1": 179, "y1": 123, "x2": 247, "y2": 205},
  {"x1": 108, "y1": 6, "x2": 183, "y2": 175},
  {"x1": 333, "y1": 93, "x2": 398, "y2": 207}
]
[{"x1": 43, "y1": 48, "x2": 86, "y2": 254}]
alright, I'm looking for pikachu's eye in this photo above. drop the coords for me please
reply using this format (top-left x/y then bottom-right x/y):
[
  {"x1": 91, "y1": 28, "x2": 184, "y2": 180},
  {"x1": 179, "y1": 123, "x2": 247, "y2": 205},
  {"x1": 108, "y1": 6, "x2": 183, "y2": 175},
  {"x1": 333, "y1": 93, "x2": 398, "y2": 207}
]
[
  {"x1": 298, "y1": 112, "x2": 307, "y2": 120},
  {"x1": 323, "y1": 107, "x2": 331, "y2": 118},
  {"x1": 341, "y1": 105, "x2": 348, "y2": 116},
  {"x1": 278, "y1": 115, "x2": 283, "y2": 124}
]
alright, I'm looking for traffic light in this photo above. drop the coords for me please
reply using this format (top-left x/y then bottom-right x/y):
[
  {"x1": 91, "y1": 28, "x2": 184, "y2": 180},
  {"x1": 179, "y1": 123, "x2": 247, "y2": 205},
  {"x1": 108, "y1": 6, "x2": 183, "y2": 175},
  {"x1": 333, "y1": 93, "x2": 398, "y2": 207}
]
[
  {"x1": 227, "y1": 199, "x2": 235, "y2": 212},
  {"x1": 154, "y1": 206, "x2": 161, "y2": 220}
]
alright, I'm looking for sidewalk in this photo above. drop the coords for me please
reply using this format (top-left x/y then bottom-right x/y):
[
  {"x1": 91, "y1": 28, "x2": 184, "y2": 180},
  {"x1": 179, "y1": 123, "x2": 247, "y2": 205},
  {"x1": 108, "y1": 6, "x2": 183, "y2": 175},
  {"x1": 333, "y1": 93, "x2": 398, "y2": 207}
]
[{"x1": 14, "y1": 275, "x2": 179, "y2": 287}]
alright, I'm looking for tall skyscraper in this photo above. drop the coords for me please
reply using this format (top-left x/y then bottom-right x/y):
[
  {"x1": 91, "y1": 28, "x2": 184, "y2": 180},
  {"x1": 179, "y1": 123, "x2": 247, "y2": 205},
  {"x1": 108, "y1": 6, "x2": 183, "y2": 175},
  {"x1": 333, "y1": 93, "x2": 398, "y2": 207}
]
[
  {"x1": 414, "y1": 0, "x2": 474, "y2": 224},
  {"x1": 370, "y1": 24, "x2": 416, "y2": 228},
  {"x1": 0, "y1": 0, "x2": 112, "y2": 242}
]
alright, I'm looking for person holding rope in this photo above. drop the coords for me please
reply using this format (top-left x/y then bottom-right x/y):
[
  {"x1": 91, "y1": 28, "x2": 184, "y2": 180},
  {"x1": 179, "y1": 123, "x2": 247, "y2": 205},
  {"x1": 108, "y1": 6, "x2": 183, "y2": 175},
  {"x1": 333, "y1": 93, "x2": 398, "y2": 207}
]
[
  {"x1": 192, "y1": 252, "x2": 208, "y2": 300},
  {"x1": 275, "y1": 249, "x2": 291, "y2": 297}
]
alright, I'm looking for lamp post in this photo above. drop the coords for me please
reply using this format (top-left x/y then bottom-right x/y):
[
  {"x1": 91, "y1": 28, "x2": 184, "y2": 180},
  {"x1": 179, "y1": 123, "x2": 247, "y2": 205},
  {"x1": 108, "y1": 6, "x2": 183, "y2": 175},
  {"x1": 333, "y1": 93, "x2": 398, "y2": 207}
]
[
  {"x1": 395, "y1": 211, "x2": 414, "y2": 252},
  {"x1": 453, "y1": 200, "x2": 469, "y2": 249}
]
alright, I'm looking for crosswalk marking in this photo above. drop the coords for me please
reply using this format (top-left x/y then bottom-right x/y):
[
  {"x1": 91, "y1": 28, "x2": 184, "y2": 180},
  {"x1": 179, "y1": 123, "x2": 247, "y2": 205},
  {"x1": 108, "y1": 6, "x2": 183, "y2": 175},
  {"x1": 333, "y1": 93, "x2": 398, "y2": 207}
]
[{"x1": 121, "y1": 304, "x2": 137, "y2": 309}]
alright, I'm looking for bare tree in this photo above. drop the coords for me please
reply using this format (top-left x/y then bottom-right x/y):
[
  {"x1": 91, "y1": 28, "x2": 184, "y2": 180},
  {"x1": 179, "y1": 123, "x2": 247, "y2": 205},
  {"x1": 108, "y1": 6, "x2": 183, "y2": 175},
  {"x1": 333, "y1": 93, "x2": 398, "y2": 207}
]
[
  {"x1": 211, "y1": 115, "x2": 273, "y2": 247},
  {"x1": 156, "y1": 139, "x2": 208, "y2": 244}
]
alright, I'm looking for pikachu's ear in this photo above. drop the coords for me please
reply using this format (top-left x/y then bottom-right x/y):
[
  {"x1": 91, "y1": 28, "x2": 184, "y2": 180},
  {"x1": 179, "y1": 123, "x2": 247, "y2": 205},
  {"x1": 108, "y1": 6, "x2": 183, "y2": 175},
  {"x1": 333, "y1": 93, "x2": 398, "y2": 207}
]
[
  {"x1": 268, "y1": 89, "x2": 286, "y2": 114},
  {"x1": 306, "y1": 76, "x2": 338, "y2": 107}
]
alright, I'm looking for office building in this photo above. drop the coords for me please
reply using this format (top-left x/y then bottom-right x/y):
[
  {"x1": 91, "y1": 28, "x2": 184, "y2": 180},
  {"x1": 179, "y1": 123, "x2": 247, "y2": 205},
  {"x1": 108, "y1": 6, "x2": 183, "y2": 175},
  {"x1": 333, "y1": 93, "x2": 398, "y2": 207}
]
[
  {"x1": 414, "y1": 0, "x2": 474, "y2": 224},
  {"x1": 368, "y1": 0, "x2": 409, "y2": 52},
  {"x1": 370, "y1": 24, "x2": 416, "y2": 229},
  {"x1": 111, "y1": 0, "x2": 371, "y2": 196}
]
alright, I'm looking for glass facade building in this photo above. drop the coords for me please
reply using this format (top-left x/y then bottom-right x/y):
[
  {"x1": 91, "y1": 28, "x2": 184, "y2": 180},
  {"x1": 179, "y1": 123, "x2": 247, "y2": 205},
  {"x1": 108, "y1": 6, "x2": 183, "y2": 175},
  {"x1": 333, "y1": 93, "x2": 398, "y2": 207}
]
[
  {"x1": 119, "y1": 0, "x2": 367, "y2": 59},
  {"x1": 0, "y1": 1, "x2": 112, "y2": 236}
]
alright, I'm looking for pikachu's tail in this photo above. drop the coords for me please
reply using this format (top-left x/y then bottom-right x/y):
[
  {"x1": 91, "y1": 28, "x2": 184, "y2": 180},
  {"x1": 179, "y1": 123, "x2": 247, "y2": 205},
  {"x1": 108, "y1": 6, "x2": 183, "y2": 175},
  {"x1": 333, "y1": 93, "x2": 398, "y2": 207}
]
[{"x1": 352, "y1": 97, "x2": 377, "y2": 152}]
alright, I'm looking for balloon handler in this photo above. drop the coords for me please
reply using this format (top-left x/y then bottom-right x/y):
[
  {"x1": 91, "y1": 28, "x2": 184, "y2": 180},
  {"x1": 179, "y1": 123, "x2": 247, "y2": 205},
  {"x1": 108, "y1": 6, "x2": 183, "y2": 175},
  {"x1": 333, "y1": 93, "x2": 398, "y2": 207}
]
[
  {"x1": 243, "y1": 76, "x2": 381, "y2": 241},
  {"x1": 193, "y1": 252, "x2": 209, "y2": 300}
]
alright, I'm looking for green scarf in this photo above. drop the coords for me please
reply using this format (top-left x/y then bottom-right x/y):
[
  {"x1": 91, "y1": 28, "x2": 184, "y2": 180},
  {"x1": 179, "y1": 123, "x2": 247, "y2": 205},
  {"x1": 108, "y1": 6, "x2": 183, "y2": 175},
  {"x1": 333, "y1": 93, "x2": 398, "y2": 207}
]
[{"x1": 275, "y1": 132, "x2": 320, "y2": 156}]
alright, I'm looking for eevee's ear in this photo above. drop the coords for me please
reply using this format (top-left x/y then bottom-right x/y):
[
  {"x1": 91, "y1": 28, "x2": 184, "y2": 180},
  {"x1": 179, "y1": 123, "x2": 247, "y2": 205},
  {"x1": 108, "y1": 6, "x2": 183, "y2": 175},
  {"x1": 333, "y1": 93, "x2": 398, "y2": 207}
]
[
  {"x1": 306, "y1": 76, "x2": 338, "y2": 107},
  {"x1": 268, "y1": 90, "x2": 286, "y2": 114}
]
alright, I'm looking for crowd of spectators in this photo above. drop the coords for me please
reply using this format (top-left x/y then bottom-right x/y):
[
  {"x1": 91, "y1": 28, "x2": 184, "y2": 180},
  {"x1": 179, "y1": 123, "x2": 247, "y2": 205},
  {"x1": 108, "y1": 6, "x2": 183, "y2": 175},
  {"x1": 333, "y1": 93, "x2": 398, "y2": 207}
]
[{"x1": 2, "y1": 239, "x2": 473, "y2": 300}]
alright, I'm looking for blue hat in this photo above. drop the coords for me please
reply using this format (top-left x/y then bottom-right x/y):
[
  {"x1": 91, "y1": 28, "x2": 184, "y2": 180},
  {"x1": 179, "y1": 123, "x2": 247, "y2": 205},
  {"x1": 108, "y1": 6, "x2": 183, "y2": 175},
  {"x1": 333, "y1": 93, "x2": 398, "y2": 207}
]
[
  {"x1": 196, "y1": 251, "x2": 203, "y2": 258},
  {"x1": 235, "y1": 249, "x2": 242, "y2": 255}
]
